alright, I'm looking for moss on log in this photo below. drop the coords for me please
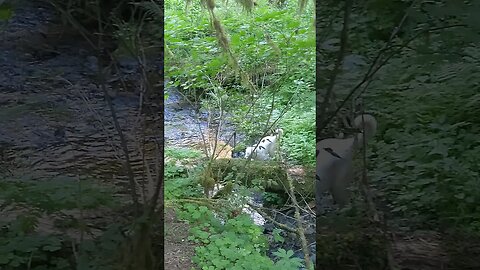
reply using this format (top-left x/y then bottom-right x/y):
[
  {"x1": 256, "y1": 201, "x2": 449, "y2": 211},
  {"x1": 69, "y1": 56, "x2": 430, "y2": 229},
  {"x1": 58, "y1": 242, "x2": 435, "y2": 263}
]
[{"x1": 208, "y1": 158, "x2": 315, "y2": 198}]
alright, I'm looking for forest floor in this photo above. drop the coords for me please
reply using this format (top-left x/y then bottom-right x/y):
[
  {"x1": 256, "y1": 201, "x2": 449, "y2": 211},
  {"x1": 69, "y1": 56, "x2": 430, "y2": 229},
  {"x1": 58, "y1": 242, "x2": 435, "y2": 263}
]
[{"x1": 164, "y1": 207, "x2": 196, "y2": 270}]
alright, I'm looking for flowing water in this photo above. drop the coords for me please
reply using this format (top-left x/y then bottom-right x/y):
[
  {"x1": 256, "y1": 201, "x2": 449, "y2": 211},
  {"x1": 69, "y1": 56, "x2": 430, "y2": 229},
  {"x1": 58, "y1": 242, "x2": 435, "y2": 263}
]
[{"x1": 0, "y1": 2, "x2": 160, "y2": 188}]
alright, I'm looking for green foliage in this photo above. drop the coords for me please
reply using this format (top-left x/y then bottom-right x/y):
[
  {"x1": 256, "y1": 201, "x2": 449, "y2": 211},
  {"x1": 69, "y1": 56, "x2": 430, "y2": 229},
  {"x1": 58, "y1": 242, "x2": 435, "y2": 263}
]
[
  {"x1": 75, "y1": 224, "x2": 127, "y2": 270},
  {"x1": 316, "y1": 212, "x2": 387, "y2": 269},
  {"x1": 226, "y1": 89, "x2": 315, "y2": 164},
  {"x1": 0, "y1": 205, "x2": 148, "y2": 270},
  {"x1": 0, "y1": 233, "x2": 69, "y2": 269},
  {"x1": 262, "y1": 191, "x2": 285, "y2": 205},
  {"x1": 165, "y1": 151, "x2": 306, "y2": 268},
  {"x1": 0, "y1": 178, "x2": 117, "y2": 214},
  {"x1": 165, "y1": 147, "x2": 204, "y2": 199},
  {"x1": 166, "y1": 147, "x2": 203, "y2": 160},
  {"x1": 0, "y1": 176, "x2": 129, "y2": 270},
  {"x1": 280, "y1": 105, "x2": 315, "y2": 164},
  {"x1": 165, "y1": 164, "x2": 188, "y2": 180},
  {"x1": 0, "y1": 216, "x2": 68, "y2": 269},
  {"x1": 0, "y1": 2, "x2": 13, "y2": 22},
  {"x1": 164, "y1": 0, "x2": 220, "y2": 96},
  {"x1": 165, "y1": 176, "x2": 203, "y2": 200},
  {"x1": 365, "y1": 34, "x2": 480, "y2": 231},
  {"x1": 208, "y1": 158, "x2": 289, "y2": 191},
  {"x1": 164, "y1": 147, "x2": 202, "y2": 178},
  {"x1": 165, "y1": 0, "x2": 315, "y2": 165},
  {"x1": 316, "y1": 0, "x2": 480, "y2": 236},
  {"x1": 272, "y1": 249, "x2": 304, "y2": 269},
  {"x1": 177, "y1": 204, "x2": 304, "y2": 270}
]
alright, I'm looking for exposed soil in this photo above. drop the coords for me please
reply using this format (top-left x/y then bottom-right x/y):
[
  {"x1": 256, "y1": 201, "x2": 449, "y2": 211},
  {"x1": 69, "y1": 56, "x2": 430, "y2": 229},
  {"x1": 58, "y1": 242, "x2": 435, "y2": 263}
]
[
  {"x1": 391, "y1": 230, "x2": 448, "y2": 270},
  {"x1": 164, "y1": 207, "x2": 196, "y2": 270}
]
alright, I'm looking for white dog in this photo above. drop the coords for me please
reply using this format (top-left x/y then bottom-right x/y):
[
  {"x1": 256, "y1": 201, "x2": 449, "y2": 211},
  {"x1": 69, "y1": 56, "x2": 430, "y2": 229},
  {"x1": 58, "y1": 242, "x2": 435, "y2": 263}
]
[
  {"x1": 245, "y1": 129, "x2": 283, "y2": 161},
  {"x1": 316, "y1": 114, "x2": 377, "y2": 207},
  {"x1": 245, "y1": 145, "x2": 270, "y2": 160}
]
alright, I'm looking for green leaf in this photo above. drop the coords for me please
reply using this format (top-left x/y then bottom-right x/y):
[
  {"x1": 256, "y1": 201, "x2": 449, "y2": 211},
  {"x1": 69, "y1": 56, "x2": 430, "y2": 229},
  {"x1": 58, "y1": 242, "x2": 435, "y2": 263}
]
[{"x1": 0, "y1": 3, "x2": 13, "y2": 21}]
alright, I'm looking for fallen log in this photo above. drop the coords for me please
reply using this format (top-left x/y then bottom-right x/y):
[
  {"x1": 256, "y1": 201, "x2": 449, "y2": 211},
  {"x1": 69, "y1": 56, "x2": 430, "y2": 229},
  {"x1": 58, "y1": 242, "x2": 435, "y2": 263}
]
[{"x1": 208, "y1": 158, "x2": 315, "y2": 198}]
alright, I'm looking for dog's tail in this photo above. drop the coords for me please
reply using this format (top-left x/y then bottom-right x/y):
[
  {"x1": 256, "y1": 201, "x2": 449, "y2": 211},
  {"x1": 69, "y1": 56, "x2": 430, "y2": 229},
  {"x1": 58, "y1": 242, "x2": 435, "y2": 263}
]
[{"x1": 353, "y1": 114, "x2": 377, "y2": 147}]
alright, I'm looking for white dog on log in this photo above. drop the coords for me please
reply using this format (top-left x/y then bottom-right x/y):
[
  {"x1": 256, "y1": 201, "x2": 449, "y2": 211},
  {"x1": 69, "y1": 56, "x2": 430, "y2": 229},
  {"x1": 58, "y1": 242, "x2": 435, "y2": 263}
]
[
  {"x1": 316, "y1": 114, "x2": 377, "y2": 208},
  {"x1": 245, "y1": 129, "x2": 284, "y2": 161}
]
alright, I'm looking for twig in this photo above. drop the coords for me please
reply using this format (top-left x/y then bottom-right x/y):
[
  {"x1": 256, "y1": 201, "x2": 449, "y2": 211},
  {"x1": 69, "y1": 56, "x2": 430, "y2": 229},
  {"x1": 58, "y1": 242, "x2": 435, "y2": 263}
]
[
  {"x1": 286, "y1": 173, "x2": 312, "y2": 269},
  {"x1": 319, "y1": 23, "x2": 467, "y2": 134},
  {"x1": 71, "y1": 239, "x2": 78, "y2": 265},
  {"x1": 94, "y1": 4, "x2": 140, "y2": 216},
  {"x1": 27, "y1": 251, "x2": 33, "y2": 270},
  {"x1": 357, "y1": 107, "x2": 398, "y2": 270},
  {"x1": 246, "y1": 203, "x2": 297, "y2": 233},
  {"x1": 317, "y1": 0, "x2": 352, "y2": 126}
]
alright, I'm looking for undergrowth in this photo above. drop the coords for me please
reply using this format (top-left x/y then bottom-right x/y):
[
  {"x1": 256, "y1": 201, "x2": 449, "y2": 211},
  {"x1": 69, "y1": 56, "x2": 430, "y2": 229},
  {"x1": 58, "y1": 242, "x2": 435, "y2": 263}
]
[
  {"x1": 314, "y1": 0, "x2": 480, "y2": 268},
  {"x1": 0, "y1": 177, "x2": 130, "y2": 269},
  {"x1": 315, "y1": 0, "x2": 480, "y2": 234},
  {"x1": 165, "y1": 147, "x2": 307, "y2": 269},
  {"x1": 368, "y1": 53, "x2": 480, "y2": 232}
]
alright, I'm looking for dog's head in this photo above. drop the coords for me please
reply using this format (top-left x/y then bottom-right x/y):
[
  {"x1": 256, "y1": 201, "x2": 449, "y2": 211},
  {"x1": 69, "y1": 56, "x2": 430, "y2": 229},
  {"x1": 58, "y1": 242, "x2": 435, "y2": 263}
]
[
  {"x1": 244, "y1": 147, "x2": 253, "y2": 158},
  {"x1": 275, "y1": 128, "x2": 284, "y2": 137}
]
